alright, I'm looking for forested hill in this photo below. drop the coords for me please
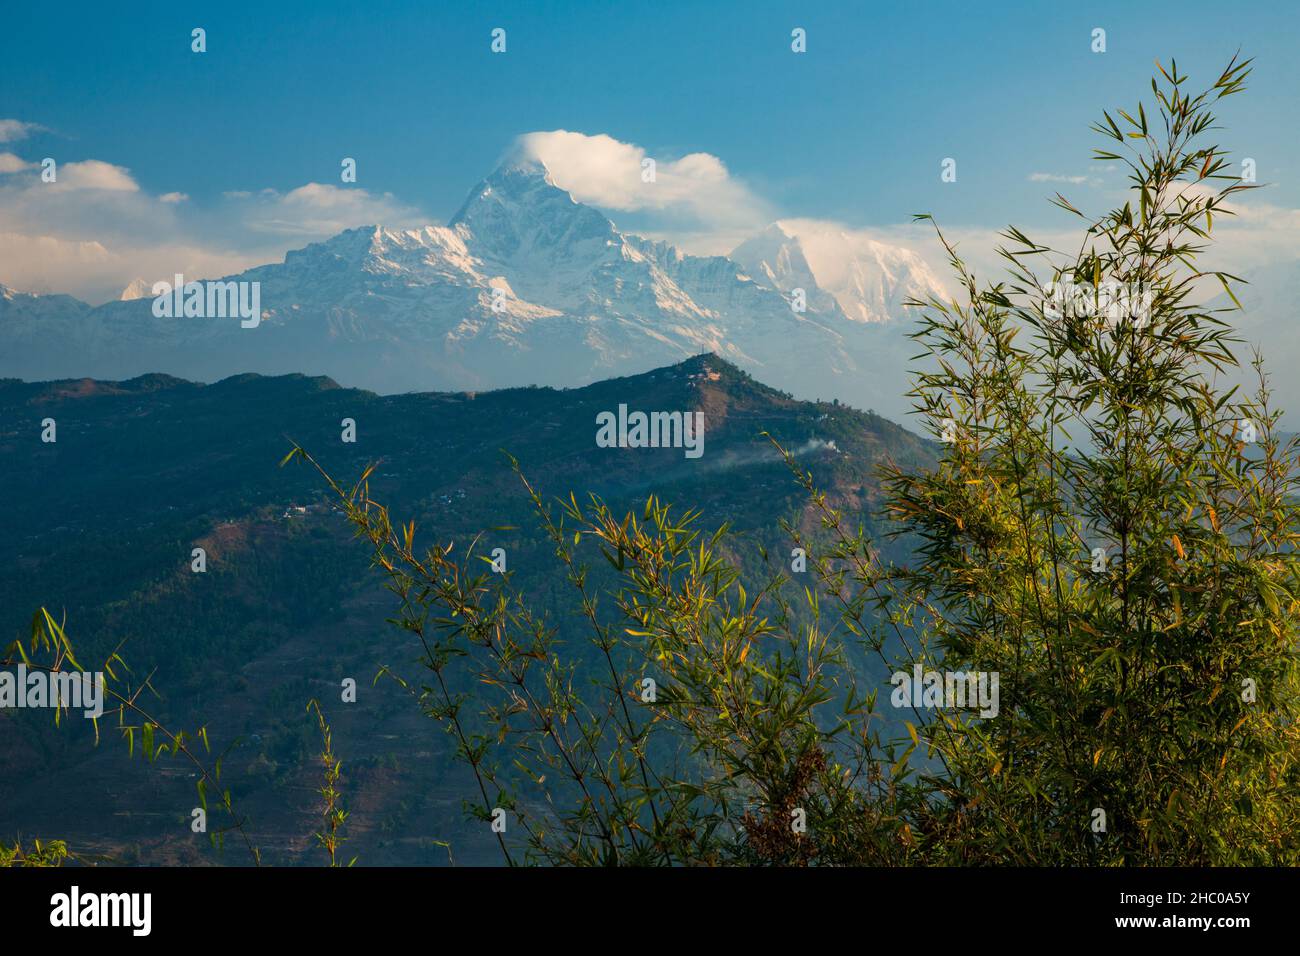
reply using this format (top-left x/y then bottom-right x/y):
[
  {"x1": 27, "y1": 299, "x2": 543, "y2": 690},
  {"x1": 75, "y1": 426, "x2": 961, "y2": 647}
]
[{"x1": 0, "y1": 354, "x2": 933, "y2": 865}]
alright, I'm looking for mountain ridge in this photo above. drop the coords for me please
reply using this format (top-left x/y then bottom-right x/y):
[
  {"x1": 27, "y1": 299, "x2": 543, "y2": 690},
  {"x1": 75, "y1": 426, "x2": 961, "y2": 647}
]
[
  {"x1": 0, "y1": 350, "x2": 933, "y2": 866},
  {"x1": 0, "y1": 161, "x2": 939, "y2": 421}
]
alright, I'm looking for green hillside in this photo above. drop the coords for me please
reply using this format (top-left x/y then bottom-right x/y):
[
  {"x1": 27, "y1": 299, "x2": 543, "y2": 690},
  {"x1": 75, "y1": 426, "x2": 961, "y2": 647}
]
[{"x1": 0, "y1": 354, "x2": 933, "y2": 865}]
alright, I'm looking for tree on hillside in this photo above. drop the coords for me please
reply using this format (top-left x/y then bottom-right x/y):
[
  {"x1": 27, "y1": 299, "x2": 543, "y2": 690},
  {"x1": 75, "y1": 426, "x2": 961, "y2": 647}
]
[{"x1": 871, "y1": 52, "x2": 1300, "y2": 863}]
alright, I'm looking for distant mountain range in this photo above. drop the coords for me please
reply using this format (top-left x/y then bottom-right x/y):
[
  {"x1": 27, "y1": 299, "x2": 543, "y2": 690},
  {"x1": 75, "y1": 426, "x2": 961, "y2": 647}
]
[{"x1": 0, "y1": 158, "x2": 945, "y2": 423}]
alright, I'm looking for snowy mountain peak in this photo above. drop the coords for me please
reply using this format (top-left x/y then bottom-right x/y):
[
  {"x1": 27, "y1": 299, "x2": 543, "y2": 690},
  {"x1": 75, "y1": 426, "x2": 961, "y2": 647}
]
[
  {"x1": 0, "y1": 160, "x2": 936, "y2": 422},
  {"x1": 489, "y1": 149, "x2": 556, "y2": 183},
  {"x1": 757, "y1": 221, "x2": 794, "y2": 242},
  {"x1": 730, "y1": 223, "x2": 841, "y2": 318},
  {"x1": 451, "y1": 155, "x2": 565, "y2": 225},
  {"x1": 732, "y1": 220, "x2": 947, "y2": 324},
  {"x1": 119, "y1": 278, "x2": 153, "y2": 301},
  {"x1": 449, "y1": 156, "x2": 618, "y2": 266}
]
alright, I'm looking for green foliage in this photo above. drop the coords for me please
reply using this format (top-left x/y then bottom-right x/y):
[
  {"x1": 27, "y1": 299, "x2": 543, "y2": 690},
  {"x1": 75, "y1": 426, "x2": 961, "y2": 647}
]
[
  {"x1": 295, "y1": 55, "x2": 1300, "y2": 866},
  {"x1": 0, "y1": 837, "x2": 70, "y2": 867},
  {"x1": 307, "y1": 698, "x2": 353, "y2": 866},
  {"x1": 290, "y1": 445, "x2": 912, "y2": 865},
  {"x1": 2, "y1": 609, "x2": 262, "y2": 865},
  {"x1": 877, "y1": 53, "x2": 1300, "y2": 864}
]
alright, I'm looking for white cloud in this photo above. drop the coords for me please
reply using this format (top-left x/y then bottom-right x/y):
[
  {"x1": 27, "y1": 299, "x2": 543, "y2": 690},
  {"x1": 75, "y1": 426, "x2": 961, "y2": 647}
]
[
  {"x1": 0, "y1": 230, "x2": 255, "y2": 301},
  {"x1": 0, "y1": 119, "x2": 44, "y2": 143},
  {"x1": 0, "y1": 150, "x2": 427, "y2": 302},
  {"x1": 54, "y1": 159, "x2": 139, "y2": 192},
  {"x1": 776, "y1": 218, "x2": 950, "y2": 287},
  {"x1": 1029, "y1": 172, "x2": 1091, "y2": 185},
  {"x1": 0, "y1": 152, "x2": 33, "y2": 173},
  {"x1": 236, "y1": 182, "x2": 426, "y2": 237},
  {"x1": 516, "y1": 130, "x2": 770, "y2": 230}
]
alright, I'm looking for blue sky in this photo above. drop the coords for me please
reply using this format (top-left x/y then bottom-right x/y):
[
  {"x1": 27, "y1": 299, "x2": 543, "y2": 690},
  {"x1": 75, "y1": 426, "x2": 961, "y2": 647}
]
[{"x1": 1, "y1": 0, "x2": 1297, "y2": 300}]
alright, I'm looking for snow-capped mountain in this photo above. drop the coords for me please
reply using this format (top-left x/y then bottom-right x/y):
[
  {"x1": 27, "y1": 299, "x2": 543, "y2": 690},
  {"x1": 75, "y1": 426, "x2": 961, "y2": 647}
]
[
  {"x1": 731, "y1": 224, "x2": 845, "y2": 318},
  {"x1": 0, "y1": 284, "x2": 94, "y2": 349},
  {"x1": 118, "y1": 278, "x2": 152, "y2": 301},
  {"x1": 0, "y1": 159, "x2": 930, "y2": 419},
  {"x1": 730, "y1": 220, "x2": 948, "y2": 324}
]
